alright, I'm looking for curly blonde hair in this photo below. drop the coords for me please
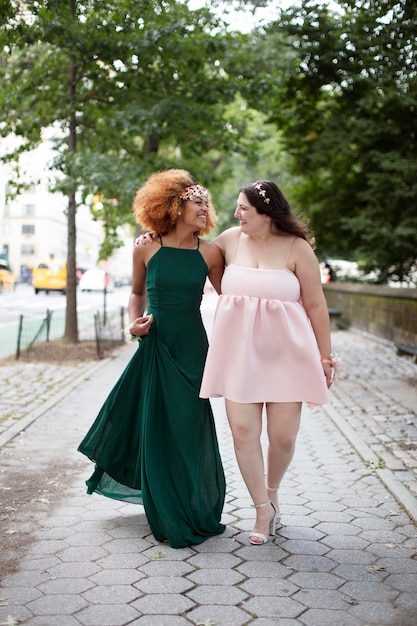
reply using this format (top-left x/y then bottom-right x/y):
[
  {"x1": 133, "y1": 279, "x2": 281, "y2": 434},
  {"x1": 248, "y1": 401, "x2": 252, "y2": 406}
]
[{"x1": 132, "y1": 169, "x2": 217, "y2": 236}]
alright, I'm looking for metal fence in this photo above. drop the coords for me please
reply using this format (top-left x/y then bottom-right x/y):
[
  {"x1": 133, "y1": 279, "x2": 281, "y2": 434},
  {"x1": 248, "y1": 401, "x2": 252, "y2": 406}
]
[{"x1": 15, "y1": 306, "x2": 127, "y2": 361}]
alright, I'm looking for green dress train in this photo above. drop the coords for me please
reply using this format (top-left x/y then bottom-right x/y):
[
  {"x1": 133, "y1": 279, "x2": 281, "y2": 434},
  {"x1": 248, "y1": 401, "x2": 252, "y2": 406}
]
[{"x1": 78, "y1": 241, "x2": 226, "y2": 548}]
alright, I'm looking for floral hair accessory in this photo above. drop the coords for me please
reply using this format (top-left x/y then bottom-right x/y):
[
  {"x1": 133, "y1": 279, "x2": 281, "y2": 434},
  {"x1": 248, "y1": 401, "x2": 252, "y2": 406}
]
[
  {"x1": 253, "y1": 181, "x2": 271, "y2": 204},
  {"x1": 180, "y1": 184, "x2": 208, "y2": 203}
]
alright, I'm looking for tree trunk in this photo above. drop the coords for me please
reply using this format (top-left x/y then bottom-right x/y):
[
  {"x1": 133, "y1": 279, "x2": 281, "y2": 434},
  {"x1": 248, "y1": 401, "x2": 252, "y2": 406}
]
[
  {"x1": 65, "y1": 188, "x2": 78, "y2": 342},
  {"x1": 64, "y1": 3, "x2": 78, "y2": 343}
]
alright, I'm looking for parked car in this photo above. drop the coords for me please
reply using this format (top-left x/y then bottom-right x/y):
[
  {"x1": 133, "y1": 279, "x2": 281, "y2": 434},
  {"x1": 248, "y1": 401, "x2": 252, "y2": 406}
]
[
  {"x1": 79, "y1": 269, "x2": 114, "y2": 292},
  {"x1": 113, "y1": 274, "x2": 132, "y2": 288},
  {"x1": 32, "y1": 259, "x2": 67, "y2": 295},
  {"x1": 0, "y1": 260, "x2": 17, "y2": 293}
]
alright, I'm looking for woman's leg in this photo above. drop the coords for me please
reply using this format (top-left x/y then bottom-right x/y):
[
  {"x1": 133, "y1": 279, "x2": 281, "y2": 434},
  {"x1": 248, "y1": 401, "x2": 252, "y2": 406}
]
[
  {"x1": 225, "y1": 399, "x2": 275, "y2": 542},
  {"x1": 265, "y1": 402, "x2": 302, "y2": 513}
]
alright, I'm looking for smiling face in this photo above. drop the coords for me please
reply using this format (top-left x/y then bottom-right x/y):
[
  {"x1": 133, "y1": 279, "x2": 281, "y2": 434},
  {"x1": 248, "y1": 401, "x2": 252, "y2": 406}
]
[
  {"x1": 234, "y1": 192, "x2": 268, "y2": 235},
  {"x1": 180, "y1": 193, "x2": 209, "y2": 230}
]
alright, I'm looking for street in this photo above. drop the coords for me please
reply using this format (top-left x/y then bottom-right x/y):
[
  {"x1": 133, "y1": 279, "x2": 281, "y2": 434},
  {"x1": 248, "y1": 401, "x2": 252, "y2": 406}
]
[{"x1": 0, "y1": 283, "x2": 132, "y2": 360}]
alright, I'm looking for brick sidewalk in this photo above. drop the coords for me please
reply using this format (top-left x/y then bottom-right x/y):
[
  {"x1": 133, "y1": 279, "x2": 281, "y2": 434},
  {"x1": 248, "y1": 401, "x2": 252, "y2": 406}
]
[
  {"x1": 328, "y1": 330, "x2": 417, "y2": 501},
  {"x1": 0, "y1": 340, "x2": 416, "y2": 625}
]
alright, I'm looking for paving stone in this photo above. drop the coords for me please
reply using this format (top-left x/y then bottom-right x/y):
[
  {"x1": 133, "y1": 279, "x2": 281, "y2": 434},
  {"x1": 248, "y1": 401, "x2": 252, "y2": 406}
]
[
  {"x1": 374, "y1": 556, "x2": 417, "y2": 573},
  {"x1": 279, "y1": 526, "x2": 325, "y2": 541},
  {"x1": 97, "y1": 553, "x2": 149, "y2": 569},
  {"x1": 75, "y1": 603, "x2": 140, "y2": 625},
  {"x1": 132, "y1": 593, "x2": 195, "y2": 615},
  {"x1": 23, "y1": 617, "x2": 81, "y2": 625},
  {"x1": 294, "y1": 588, "x2": 353, "y2": 610},
  {"x1": 138, "y1": 561, "x2": 195, "y2": 577},
  {"x1": 280, "y1": 539, "x2": 330, "y2": 556},
  {"x1": 26, "y1": 593, "x2": 88, "y2": 615},
  {"x1": 236, "y1": 561, "x2": 291, "y2": 578},
  {"x1": 18, "y1": 556, "x2": 61, "y2": 571},
  {"x1": 89, "y1": 568, "x2": 144, "y2": 585},
  {"x1": 135, "y1": 576, "x2": 194, "y2": 594},
  {"x1": 188, "y1": 552, "x2": 245, "y2": 570},
  {"x1": 283, "y1": 554, "x2": 337, "y2": 572},
  {"x1": 46, "y1": 561, "x2": 101, "y2": 578},
  {"x1": 300, "y1": 608, "x2": 362, "y2": 626},
  {"x1": 186, "y1": 568, "x2": 245, "y2": 586},
  {"x1": 185, "y1": 605, "x2": 252, "y2": 626},
  {"x1": 322, "y1": 535, "x2": 369, "y2": 550},
  {"x1": 349, "y1": 601, "x2": 411, "y2": 624},
  {"x1": 340, "y1": 581, "x2": 398, "y2": 602},
  {"x1": 57, "y1": 545, "x2": 109, "y2": 561},
  {"x1": 234, "y1": 543, "x2": 287, "y2": 562},
  {"x1": 287, "y1": 571, "x2": 344, "y2": 590},
  {"x1": 128, "y1": 618, "x2": 191, "y2": 625},
  {"x1": 82, "y1": 583, "x2": 141, "y2": 604},
  {"x1": 1, "y1": 586, "x2": 42, "y2": 605},
  {"x1": 187, "y1": 584, "x2": 248, "y2": 605},
  {"x1": 326, "y1": 549, "x2": 375, "y2": 565},
  {"x1": 37, "y1": 578, "x2": 94, "y2": 595},
  {"x1": 240, "y1": 578, "x2": 299, "y2": 597},
  {"x1": 242, "y1": 595, "x2": 305, "y2": 619}
]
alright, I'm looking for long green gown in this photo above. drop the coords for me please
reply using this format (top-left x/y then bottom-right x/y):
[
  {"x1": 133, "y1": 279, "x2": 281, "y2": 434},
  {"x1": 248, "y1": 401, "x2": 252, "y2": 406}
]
[{"x1": 78, "y1": 241, "x2": 226, "y2": 548}]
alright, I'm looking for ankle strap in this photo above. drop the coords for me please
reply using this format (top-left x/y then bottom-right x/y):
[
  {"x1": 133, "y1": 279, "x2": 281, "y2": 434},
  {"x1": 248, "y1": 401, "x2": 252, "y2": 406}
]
[
  {"x1": 266, "y1": 484, "x2": 278, "y2": 491},
  {"x1": 253, "y1": 500, "x2": 271, "y2": 509}
]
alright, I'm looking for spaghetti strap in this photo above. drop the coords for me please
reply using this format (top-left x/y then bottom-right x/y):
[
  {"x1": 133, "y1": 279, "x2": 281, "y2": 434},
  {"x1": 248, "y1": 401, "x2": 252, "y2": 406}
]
[
  {"x1": 158, "y1": 234, "x2": 163, "y2": 246},
  {"x1": 231, "y1": 231, "x2": 241, "y2": 263},
  {"x1": 197, "y1": 237, "x2": 200, "y2": 250},
  {"x1": 283, "y1": 237, "x2": 297, "y2": 268}
]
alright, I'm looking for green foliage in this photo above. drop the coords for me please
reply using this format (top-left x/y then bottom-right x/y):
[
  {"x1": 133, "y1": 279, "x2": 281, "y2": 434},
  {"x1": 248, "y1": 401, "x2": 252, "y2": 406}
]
[
  {"x1": 0, "y1": 0, "x2": 251, "y2": 236},
  {"x1": 237, "y1": 0, "x2": 417, "y2": 280}
]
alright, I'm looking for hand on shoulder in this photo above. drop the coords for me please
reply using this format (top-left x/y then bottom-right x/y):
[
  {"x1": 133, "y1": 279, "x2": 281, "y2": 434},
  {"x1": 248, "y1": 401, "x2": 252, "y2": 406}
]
[{"x1": 134, "y1": 232, "x2": 158, "y2": 246}]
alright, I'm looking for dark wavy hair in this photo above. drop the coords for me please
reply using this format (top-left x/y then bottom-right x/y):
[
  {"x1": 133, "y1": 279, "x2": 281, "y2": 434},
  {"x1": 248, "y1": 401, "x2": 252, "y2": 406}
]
[{"x1": 240, "y1": 181, "x2": 314, "y2": 246}]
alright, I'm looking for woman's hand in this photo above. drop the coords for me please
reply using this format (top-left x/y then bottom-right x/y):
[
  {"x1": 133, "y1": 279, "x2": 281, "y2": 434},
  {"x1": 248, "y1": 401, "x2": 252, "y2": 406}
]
[
  {"x1": 321, "y1": 361, "x2": 335, "y2": 387},
  {"x1": 321, "y1": 354, "x2": 342, "y2": 387},
  {"x1": 129, "y1": 314, "x2": 153, "y2": 338},
  {"x1": 134, "y1": 232, "x2": 158, "y2": 246}
]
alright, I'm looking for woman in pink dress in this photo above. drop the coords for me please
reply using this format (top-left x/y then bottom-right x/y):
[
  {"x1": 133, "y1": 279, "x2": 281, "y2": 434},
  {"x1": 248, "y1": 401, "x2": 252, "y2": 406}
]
[{"x1": 200, "y1": 180, "x2": 335, "y2": 545}]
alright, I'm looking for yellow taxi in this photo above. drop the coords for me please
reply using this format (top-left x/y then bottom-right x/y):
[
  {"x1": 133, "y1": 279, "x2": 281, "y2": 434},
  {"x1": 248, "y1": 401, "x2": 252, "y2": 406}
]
[
  {"x1": 32, "y1": 259, "x2": 67, "y2": 295},
  {"x1": 0, "y1": 259, "x2": 17, "y2": 293}
]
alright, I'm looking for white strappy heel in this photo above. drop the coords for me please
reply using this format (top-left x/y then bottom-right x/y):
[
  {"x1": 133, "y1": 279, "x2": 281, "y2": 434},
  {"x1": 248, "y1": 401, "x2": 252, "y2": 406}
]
[
  {"x1": 249, "y1": 501, "x2": 278, "y2": 545},
  {"x1": 266, "y1": 484, "x2": 282, "y2": 526}
]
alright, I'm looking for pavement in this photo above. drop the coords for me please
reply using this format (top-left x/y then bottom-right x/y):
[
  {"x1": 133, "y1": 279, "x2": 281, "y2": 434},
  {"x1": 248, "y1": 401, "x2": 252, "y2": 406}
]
[{"x1": 0, "y1": 293, "x2": 417, "y2": 626}]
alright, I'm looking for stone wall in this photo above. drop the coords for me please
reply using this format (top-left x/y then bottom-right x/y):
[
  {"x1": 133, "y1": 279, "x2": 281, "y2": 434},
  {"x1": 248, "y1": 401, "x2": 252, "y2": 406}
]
[{"x1": 323, "y1": 283, "x2": 417, "y2": 345}]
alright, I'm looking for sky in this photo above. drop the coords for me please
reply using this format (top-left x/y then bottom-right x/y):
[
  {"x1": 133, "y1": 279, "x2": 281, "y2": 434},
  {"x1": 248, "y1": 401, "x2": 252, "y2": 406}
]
[
  {"x1": 185, "y1": 0, "x2": 283, "y2": 32},
  {"x1": 186, "y1": 1, "x2": 339, "y2": 32}
]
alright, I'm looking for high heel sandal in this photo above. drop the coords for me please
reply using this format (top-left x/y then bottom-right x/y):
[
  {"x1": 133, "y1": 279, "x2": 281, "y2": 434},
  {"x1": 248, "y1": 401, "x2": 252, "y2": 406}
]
[
  {"x1": 249, "y1": 501, "x2": 277, "y2": 545},
  {"x1": 266, "y1": 484, "x2": 282, "y2": 526}
]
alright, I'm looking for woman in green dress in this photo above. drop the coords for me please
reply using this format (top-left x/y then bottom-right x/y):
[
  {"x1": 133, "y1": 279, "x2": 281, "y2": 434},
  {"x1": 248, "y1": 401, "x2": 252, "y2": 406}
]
[{"x1": 78, "y1": 169, "x2": 226, "y2": 548}]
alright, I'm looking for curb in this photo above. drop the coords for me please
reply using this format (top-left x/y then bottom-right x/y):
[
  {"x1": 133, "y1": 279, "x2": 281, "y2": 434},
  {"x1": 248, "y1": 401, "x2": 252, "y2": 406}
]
[
  {"x1": 0, "y1": 357, "x2": 111, "y2": 449},
  {"x1": 322, "y1": 402, "x2": 417, "y2": 525}
]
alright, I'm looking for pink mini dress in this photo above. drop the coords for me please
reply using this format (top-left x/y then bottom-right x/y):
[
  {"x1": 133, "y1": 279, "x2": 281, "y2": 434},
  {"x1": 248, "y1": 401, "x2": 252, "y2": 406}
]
[{"x1": 200, "y1": 242, "x2": 329, "y2": 406}]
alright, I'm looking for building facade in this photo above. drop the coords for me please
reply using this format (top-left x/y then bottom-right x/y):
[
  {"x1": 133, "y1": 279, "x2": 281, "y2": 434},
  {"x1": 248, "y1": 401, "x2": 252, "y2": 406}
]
[{"x1": 0, "y1": 137, "x2": 103, "y2": 282}]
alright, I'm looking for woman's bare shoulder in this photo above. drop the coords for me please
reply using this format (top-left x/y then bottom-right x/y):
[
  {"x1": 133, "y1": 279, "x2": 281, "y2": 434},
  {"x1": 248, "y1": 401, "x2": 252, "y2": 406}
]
[
  {"x1": 212, "y1": 226, "x2": 240, "y2": 249},
  {"x1": 200, "y1": 239, "x2": 225, "y2": 263}
]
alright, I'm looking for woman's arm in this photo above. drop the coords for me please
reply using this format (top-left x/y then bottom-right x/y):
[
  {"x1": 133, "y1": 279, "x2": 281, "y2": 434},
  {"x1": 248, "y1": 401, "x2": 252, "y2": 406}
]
[
  {"x1": 127, "y1": 245, "x2": 154, "y2": 338},
  {"x1": 293, "y1": 239, "x2": 333, "y2": 386},
  {"x1": 201, "y1": 241, "x2": 225, "y2": 294}
]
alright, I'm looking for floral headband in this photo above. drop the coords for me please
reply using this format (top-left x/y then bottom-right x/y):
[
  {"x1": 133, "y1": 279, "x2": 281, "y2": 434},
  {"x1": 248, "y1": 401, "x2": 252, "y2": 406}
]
[
  {"x1": 253, "y1": 181, "x2": 271, "y2": 205},
  {"x1": 180, "y1": 184, "x2": 208, "y2": 203}
]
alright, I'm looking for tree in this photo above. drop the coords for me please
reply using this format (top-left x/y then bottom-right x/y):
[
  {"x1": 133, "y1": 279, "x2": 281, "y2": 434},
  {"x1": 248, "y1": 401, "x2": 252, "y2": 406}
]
[
  {"x1": 237, "y1": 0, "x2": 417, "y2": 281},
  {"x1": 0, "y1": 0, "x2": 250, "y2": 341}
]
